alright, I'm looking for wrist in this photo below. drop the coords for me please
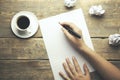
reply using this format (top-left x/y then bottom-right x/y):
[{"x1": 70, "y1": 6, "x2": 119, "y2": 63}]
[
  {"x1": 78, "y1": 44, "x2": 96, "y2": 57},
  {"x1": 78, "y1": 43, "x2": 88, "y2": 51}
]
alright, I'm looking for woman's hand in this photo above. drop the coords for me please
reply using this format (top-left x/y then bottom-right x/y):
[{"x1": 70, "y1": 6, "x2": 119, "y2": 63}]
[
  {"x1": 60, "y1": 22, "x2": 87, "y2": 51},
  {"x1": 59, "y1": 57, "x2": 91, "y2": 80}
]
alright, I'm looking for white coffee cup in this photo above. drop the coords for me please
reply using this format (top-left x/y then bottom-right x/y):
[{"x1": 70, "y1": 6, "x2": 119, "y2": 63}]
[
  {"x1": 11, "y1": 11, "x2": 38, "y2": 38},
  {"x1": 15, "y1": 15, "x2": 31, "y2": 34}
]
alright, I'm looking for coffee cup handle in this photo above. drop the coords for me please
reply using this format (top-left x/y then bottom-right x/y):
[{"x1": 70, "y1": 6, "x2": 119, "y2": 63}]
[{"x1": 27, "y1": 28, "x2": 31, "y2": 34}]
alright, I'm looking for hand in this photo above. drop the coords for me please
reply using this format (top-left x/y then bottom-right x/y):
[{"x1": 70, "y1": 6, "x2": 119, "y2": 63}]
[
  {"x1": 60, "y1": 22, "x2": 87, "y2": 51},
  {"x1": 59, "y1": 57, "x2": 91, "y2": 80}
]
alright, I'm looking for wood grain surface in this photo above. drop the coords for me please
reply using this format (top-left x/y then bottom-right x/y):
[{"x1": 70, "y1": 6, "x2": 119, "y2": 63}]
[{"x1": 0, "y1": 0, "x2": 120, "y2": 80}]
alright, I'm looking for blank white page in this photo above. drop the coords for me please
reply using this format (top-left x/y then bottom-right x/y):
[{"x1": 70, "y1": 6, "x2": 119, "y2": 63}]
[{"x1": 39, "y1": 9, "x2": 94, "y2": 80}]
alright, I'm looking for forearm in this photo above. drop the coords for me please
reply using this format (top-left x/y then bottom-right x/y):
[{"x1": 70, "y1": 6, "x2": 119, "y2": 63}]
[
  {"x1": 79, "y1": 45, "x2": 120, "y2": 80},
  {"x1": 60, "y1": 22, "x2": 120, "y2": 80}
]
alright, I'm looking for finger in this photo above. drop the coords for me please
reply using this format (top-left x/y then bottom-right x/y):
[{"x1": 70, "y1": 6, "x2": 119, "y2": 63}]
[
  {"x1": 62, "y1": 27, "x2": 75, "y2": 41},
  {"x1": 63, "y1": 62, "x2": 74, "y2": 79},
  {"x1": 66, "y1": 58, "x2": 77, "y2": 75},
  {"x1": 60, "y1": 22, "x2": 82, "y2": 39},
  {"x1": 59, "y1": 71, "x2": 70, "y2": 80},
  {"x1": 60, "y1": 22, "x2": 82, "y2": 35},
  {"x1": 83, "y1": 63, "x2": 90, "y2": 76},
  {"x1": 60, "y1": 22, "x2": 82, "y2": 33},
  {"x1": 72, "y1": 56, "x2": 82, "y2": 74}
]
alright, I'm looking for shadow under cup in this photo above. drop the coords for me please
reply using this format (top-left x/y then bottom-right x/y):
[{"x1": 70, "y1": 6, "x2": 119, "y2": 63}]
[{"x1": 17, "y1": 16, "x2": 30, "y2": 30}]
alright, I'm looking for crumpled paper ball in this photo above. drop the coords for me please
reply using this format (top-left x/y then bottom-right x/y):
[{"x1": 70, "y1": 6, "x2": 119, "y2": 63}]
[
  {"x1": 64, "y1": 0, "x2": 77, "y2": 8},
  {"x1": 109, "y1": 34, "x2": 120, "y2": 46},
  {"x1": 89, "y1": 5, "x2": 105, "y2": 16}
]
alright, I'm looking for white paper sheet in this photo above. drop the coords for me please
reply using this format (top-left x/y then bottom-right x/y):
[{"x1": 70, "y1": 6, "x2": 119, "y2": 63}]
[{"x1": 39, "y1": 9, "x2": 94, "y2": 80}]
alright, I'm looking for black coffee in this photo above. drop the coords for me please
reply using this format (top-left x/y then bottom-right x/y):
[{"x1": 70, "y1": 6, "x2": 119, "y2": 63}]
[{"x1": 17, "y1": 16, "x2": 30, "y2": 29}]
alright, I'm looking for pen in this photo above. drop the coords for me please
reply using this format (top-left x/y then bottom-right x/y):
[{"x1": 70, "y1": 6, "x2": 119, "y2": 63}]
[{"x1": 63, "y1": 25, "x2": 81, "y2": 39}]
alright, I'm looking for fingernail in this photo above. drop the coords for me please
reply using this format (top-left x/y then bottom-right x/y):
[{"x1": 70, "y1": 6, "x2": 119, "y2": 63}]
[
  {"x1": 63, "y1": 62, "x2": 65, "y2": 65},
  {"x1": 59, "y1": 72, "x2": 62, "y2": 75},
  {"x1": 73, "y1": 56, "x2": 77, "y2": 61},
  {"x1": 83, "y1": 63, "x2": 85, "y2": 67},
  {"x1": 85, "y1": 64, "x2": 89, "y2": 71},
  {"x1": 84, "y1": 63, "x2": 88, "y2": 69},
  {"x1": 72, "y1": 56, "x2": 75, "y2": 59},
  {"x1": 66, "y1": 57, "x2": 69, "y2": 61},
  {"x1": 59, "y1": 71, "x2": 62, "y2": 74}
]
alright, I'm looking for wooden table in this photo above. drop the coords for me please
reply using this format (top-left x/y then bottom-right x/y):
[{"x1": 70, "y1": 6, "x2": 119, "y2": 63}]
[{"x1": 0, "y1": 0, "x2": 120, "y2": 80}]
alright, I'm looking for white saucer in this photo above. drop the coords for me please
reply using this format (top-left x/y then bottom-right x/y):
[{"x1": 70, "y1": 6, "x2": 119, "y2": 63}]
[{"x1": 11, "y1": 11, "x2": 38, "y2": 38}]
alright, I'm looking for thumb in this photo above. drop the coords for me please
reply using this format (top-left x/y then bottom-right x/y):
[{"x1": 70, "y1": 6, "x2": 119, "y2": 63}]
[{"x1": 83, "y1": 63, "x2": 90, "y2": 76}]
